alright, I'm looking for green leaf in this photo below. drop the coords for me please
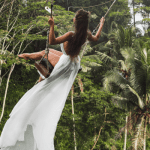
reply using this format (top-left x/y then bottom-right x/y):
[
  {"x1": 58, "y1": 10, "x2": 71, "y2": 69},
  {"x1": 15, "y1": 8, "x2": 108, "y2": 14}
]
[{"x1": 127, "y1": 85, "x2": 144, "y2": 109}]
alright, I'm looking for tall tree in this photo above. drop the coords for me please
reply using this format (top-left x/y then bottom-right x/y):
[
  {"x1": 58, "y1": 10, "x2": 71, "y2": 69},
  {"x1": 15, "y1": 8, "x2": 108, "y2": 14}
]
[{"x1": 103, "y1": 27, "x2": 150, "y2": 149}]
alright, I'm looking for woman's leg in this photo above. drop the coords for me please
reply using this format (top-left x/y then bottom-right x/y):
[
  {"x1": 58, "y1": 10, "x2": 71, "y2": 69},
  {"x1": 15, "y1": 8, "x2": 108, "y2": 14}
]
[
  {"x1": 49, "y1": 49, "x2": 63, "y2": 57},
  {"x1": 18, "y1": 49, "x2": 63, "y2": 60},
  {"x1": 18, "y1": 51, "x2": 44, "y2": 60},
  {"x1": 46, "y1": 51, "x2": 62, "y2": 67},
  {"x1": 18, "y1": 49, "x2": 63, "y2": 82},
  {"x1": 37, "y1": 52, "x2": 62, "y2": 82}
]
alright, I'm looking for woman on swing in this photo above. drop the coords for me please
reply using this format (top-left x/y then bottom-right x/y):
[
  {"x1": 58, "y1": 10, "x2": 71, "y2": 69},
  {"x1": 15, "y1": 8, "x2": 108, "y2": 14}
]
[
  {"x1": 18, "y1": 9, "x2": 105, "y2": 82},
  {"x1": 0, "y1": 9, "x2": 105, "y2": 150}
]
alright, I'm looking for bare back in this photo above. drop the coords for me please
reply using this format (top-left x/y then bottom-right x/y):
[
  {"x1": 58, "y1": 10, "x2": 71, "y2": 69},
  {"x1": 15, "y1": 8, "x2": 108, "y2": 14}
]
[{"x1": 61, "y1": 31, "x2": 98, "y2": 55}]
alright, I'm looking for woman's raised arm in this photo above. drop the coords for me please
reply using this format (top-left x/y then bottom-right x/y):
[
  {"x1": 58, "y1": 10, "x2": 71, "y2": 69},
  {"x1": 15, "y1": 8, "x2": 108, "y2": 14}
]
[
  {"x1": 48, "y1": 17, "x2": 74, "y2": 45},
  {"x1": 87, "y1": 17, "x2": 105, "y2": 42}
]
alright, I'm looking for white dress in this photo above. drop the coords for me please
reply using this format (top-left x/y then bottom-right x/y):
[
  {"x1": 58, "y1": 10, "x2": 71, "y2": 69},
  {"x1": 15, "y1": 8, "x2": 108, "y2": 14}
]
[{"x1": 0, "y1": 43, "x2": 80, "y2": 150}]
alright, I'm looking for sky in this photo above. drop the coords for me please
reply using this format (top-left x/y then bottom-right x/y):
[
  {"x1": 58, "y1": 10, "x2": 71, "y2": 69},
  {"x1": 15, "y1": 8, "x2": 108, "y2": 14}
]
[{"x1": 128, "y1": 0, "x2": 147, "y2": 35}]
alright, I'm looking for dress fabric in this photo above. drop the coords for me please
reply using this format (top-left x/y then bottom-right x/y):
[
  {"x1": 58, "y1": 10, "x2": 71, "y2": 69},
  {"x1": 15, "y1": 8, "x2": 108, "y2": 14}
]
[{"x1": 0, "y1": 43, "x2": 80, "y2": 150}]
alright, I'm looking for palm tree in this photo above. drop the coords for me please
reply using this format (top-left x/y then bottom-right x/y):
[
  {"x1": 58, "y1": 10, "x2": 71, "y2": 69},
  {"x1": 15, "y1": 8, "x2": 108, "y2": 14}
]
[
  {"x1": 103, "y1": 46, "x2": 150, "y2": 150},
  {"x1": 78, "y1": 24, "x2": 144, "y2": 149},
  {"x1": 93, "y1": 24, "x2": 149, "y2": 149},
  {"x1": 71, "y1": 85, "x2": 77, "y2": 150}
]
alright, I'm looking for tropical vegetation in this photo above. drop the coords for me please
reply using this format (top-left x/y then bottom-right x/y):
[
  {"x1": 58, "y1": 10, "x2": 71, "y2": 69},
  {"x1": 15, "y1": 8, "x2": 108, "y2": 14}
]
[{"x1": 0, "y1": 0, "x2": 150, "y2": 149}]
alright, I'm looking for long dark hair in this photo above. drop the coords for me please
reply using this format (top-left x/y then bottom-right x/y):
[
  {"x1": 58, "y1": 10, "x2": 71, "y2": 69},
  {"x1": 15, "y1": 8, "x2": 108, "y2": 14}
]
[{"x1": 66, "y1": 9, "x2": 90, "y2": 61}]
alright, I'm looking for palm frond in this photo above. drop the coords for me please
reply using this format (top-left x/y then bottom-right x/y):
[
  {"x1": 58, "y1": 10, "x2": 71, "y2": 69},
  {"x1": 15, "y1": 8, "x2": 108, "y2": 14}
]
[
  {"x1": 103, "y1": 69, "x2": 129, "y2": 92},
  {"x1": 118, "y1": 60, "x2": 128, "y2": 71},
  {"x1": 130, "y1": 57, "x2": 147, "y2": 96},
  {"x1": 141, "y1": 48, "x2": 148, "y2": 65},
  {"x1": 146, "y1": 68, "x2": 150, "y2": 94},
  {"x1": 105, "y1": 40, "x2": 112, "y2": 48},
  {"x1": 109, "y1": 21, "x2": 118, "y2": 32},
  {"x1": 147, "y1": 49, "x2": 150, "y2": 65},
  {"x1": 120, "y1": 47, "x2": 135, "y2": 62},
  {"x1": 80, "y1": 54, "x2": 102, "y2": 72},
  {"x1": 120, "y1": 47, "x2": 138, "y2": 73},
  {"x1": 103, "y1": 69, "x2": 144, "y2": 109},
  {"x1": 93, "y1": 42, "x2": 111, "y2": 53},
  {"x1": 83, "y1": 55, "x2": 102, "y2": 64},
  {"x1": 125, "y1": 27, "x2": 135, "y2": 47},
  {"x1": 140, "y1": 48, "x2": 150, "y2": 67},
  {"x1": 127, "y1": 85, "x2": 144, "y2": 109},
  {"x1": 81, "y1": 65, "x2": 92, "y2": 72},
  {"x1": 95, "y1": 51, "x2": 118, "y2": 66},
  {"x1": 112, "y1": 95, "x2": 133, "y2": 110},
  {"x1": 118, "y1": 25, "x2": 125, "y2": 47}
]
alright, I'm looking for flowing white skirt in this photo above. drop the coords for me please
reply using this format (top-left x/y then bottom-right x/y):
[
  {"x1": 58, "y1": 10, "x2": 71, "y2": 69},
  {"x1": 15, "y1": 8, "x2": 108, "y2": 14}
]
[{"x1": 0, "y1": 47, "x2": 80, "y2": 150}]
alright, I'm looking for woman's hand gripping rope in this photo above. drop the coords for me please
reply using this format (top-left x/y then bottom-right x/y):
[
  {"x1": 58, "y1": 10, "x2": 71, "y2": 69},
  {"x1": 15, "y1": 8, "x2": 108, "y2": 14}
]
[
  {"x1": 48, "y1": 17, "x2": 54, "y2": 26},
  {"x1": 100, "y1": 17, "x2": 105, "y2": 26}
]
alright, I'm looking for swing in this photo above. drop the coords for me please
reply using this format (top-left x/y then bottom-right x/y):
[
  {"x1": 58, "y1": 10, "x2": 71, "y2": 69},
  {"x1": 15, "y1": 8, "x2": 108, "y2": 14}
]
[
  {"x1": 35, "y1": 0, "x2": 116, "y2": 79},
  {"x1": 34, "y1": 30, "x2": 54, "y2": 78},
  {"x1": 35, "y1": 2, "x2": 54, "y2": 78}
]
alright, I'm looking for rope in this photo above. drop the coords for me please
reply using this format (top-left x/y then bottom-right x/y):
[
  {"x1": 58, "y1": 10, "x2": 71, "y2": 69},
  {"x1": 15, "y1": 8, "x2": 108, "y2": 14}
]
[
  {"x1": 51, "y1": 0, "x2": 53, "y2": 18},
  {"x1": 41, "y1": 0, "x2": 54, "y2": 73},
  {"x1": 80, "y1": 0, "x2": 117, "y2": 59},
  {"x1": 68, "y1": 0, "x2": 114, "y2": 11},
  {"x1": 104, "y1": 0, "x2": 116, "y2": 18}
]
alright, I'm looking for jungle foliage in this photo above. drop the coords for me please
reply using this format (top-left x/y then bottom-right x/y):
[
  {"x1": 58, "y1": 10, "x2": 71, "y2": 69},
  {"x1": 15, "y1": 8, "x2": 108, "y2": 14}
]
[{"x1": 0, "y1": 0, "x2": 150, "y2": 149}]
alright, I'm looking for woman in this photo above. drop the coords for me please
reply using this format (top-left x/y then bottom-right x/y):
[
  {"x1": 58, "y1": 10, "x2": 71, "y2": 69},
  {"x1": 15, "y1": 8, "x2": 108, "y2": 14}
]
[{"x1": 0, "y1": 9, "x2": 105, "y2": 150}]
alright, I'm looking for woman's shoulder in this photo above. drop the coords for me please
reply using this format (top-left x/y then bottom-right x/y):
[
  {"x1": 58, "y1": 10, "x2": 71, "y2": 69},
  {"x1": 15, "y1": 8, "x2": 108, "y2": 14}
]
[
  {"x1": 62, "y1": 31, "x2": 74, "y2": 40},
  {"x1": 67, "y1": 31, "x2": 74, "y2": 35},
  {"x1": 69, "y1": 31, "x2": 75, "y2": 37}
]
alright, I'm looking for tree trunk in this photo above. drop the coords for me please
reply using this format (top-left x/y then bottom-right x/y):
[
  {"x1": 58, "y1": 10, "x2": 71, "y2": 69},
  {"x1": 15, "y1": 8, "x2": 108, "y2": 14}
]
[
  {"x1": 123, "y1": 115, "x2": 128, "y2": 150},
  {"x1": 132, "y1": 115, "x2": 144, "y2": 150},
  {"x1": 0, "y1": 61, "x2": 2, "y2": 86},
  {"x1": 132, "y1": 0, "x2": 135, "y2": 27},
  {"x1": 143, "y1": 116, "x2": 147, "y2": 150},
  {"x1": 91, "y1": 108, "x2": 107, "y2": 150},
  {"x1": 143, "y1": 95, "x2": 148, "y2": 150},
  {"x1": 71, "y1": 85, "x2": 77, "y2": 150},
  {"x1": 0, "y1": 64, "x2": 15, "y2": 122}
]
